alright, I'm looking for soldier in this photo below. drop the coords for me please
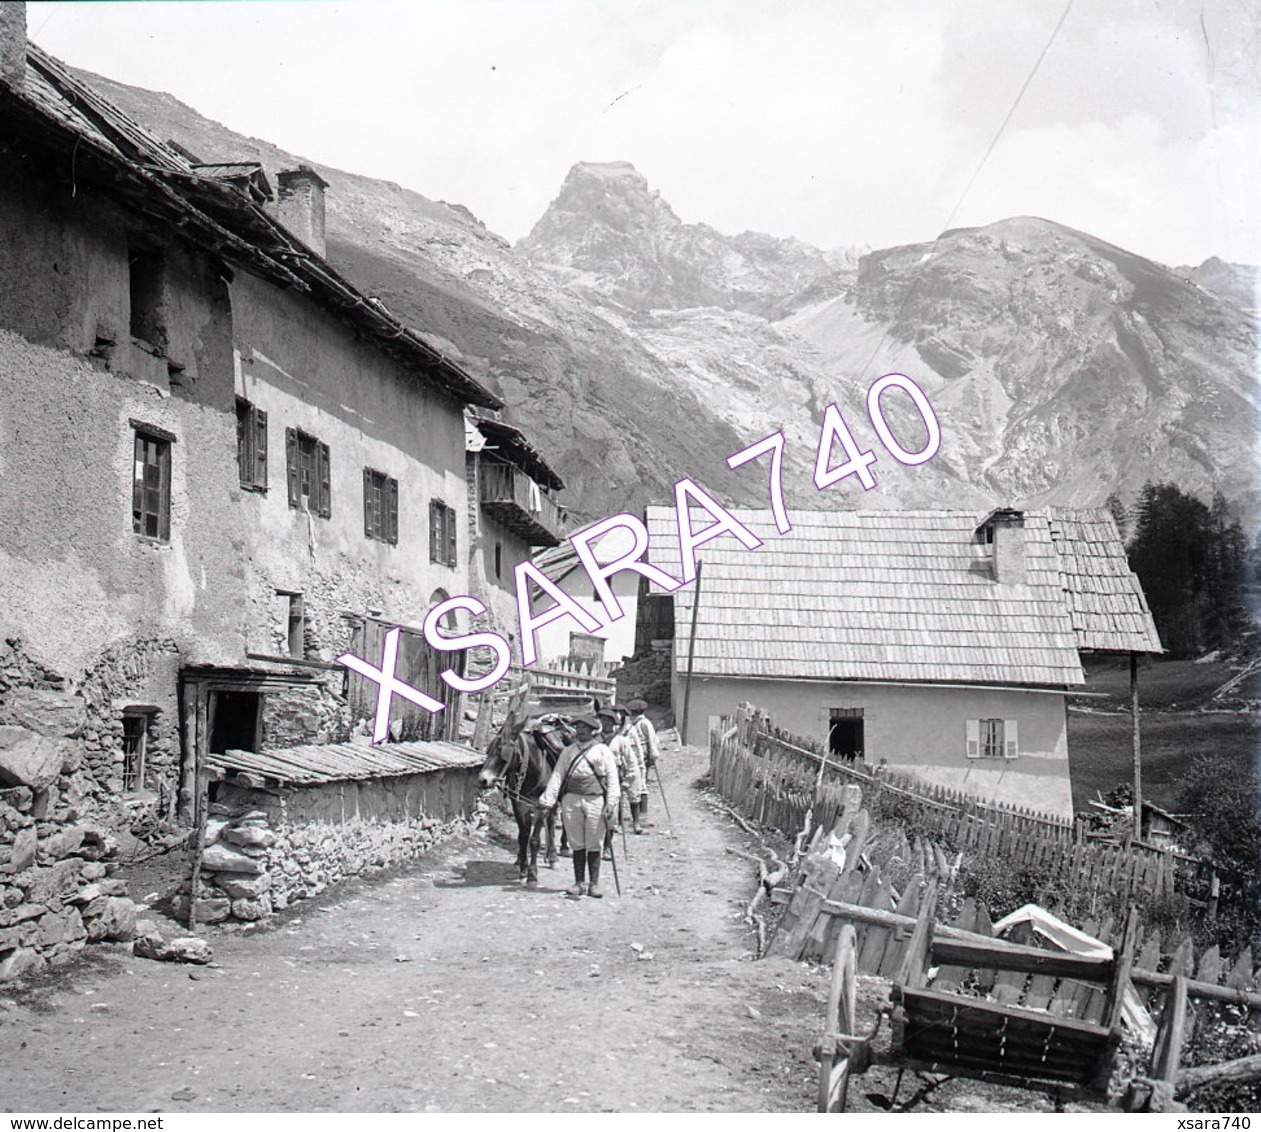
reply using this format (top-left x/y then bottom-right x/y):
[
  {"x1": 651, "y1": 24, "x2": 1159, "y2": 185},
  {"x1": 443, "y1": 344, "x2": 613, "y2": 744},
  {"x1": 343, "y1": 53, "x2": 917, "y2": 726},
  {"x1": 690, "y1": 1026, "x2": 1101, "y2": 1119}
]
[
  {"x1": 600, "y1": 706, "x2": 645, "y2": 847},
  {"x1": 627, "y1": 699, "x2": 660, "y2": 825},
  {"x1": 540, "y1": 714, "x2": 620, "y2": 898}
]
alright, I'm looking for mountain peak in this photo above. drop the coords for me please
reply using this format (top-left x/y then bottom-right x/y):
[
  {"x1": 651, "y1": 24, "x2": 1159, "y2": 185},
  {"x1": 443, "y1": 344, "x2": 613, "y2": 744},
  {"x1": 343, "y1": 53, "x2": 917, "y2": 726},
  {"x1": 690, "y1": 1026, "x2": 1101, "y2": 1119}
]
[{"x1": 519, "y1": 161, "x2": 856, "y2": 316}]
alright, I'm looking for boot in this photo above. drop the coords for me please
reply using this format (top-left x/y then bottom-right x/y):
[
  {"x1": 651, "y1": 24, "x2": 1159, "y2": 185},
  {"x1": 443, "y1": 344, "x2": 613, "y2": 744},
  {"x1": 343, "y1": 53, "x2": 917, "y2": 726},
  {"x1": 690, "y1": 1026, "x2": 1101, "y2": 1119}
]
[
  {"x1": 630, "y1": 800, "x2": 644, "y2": 834},
  {"x1": 603, "y1": 830, "x2": 614, "y2": 861},
  {"x1": 566, "y1": 849, "x2": 586, "y2": 897},
  {"x1": 640, "y1": 792, "x2": 654, "y2": 827},
  {"x1": 585, "y1": 850, "x2": 603, "y2": 898}
]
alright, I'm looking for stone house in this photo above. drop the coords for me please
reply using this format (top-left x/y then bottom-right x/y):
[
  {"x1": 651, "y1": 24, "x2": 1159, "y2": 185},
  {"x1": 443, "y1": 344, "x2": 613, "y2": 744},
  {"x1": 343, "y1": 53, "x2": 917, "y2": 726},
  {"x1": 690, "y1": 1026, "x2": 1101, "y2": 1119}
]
[
  {"x1": 0, "y1": 10, "x2": 513, "y2": 845},
  {"x1": 644, "y1": 506, "x2": 1163, "y2": 819}
]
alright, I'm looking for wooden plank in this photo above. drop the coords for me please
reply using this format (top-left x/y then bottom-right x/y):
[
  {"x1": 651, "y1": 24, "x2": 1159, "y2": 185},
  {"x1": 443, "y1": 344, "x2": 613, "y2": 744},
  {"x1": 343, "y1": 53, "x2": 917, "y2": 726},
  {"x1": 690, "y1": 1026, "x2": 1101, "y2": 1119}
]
[
  {"x1": 856, "y1": 873, "x2": 897, "y2": 975},
  {"x1": 1151, "y1": 974, "x2": 1190, "y2": 1084},
  {"x1": 1196, "y1": 944, "x2": 1223, "y2": 986},
  {"x1": 930, "y1": 936, "x2": 1112, "y2": 982},
  {"x1": 900, "y1": 985, "x2": 1112, "y2": 1039},
  {"x1": 880, "y1": 881, "x2": 921, "y2": 979},
  {"x1": 933, "y1": 898, "x2": 978, "y2": 992},
  {"x1": 1225, "y1": 946, "x2": 1254, "y2": 992},
  {"x1": 895, "y1": 880, "x2": 938, "y2": 991}
]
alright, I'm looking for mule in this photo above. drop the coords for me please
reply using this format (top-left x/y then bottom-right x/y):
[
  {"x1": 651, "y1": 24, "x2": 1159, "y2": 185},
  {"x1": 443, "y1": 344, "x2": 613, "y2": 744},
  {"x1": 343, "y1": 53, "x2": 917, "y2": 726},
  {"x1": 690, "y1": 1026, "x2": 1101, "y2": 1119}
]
[{"x1": 477, "y1": 697, "x2": 574, "y2": 885}]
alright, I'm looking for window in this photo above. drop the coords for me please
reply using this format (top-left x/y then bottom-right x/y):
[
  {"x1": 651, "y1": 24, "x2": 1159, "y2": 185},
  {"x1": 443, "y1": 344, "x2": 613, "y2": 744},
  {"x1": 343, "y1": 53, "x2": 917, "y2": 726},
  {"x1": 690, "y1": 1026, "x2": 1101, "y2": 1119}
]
[
  {"x1": 363, "y1": 468, "x2": 399, "y2": 544},
  {"x1": 121, "y1": 710, "x2": 153, "y2": 793},
  {"x1": 280, "y1": 591, "x2": 305, "y2": 658},
  {"x1": 131, "y1": 422, "x2": 173, "y2": 541},
  {"x1": 828, "y1": 708, "x2": 864, "y2": 762},
  {"x1": 128, "y1": 243, "x2": 166, "y2": 351},
  {"x1": 236, "y1": 398, "x2": 268, "y2": 491},
  {"x1": 494, "y1": 541, "x2": 502, "y2": 581},
  {"x1": 429, "y1": 499, "x2": 457, "y2": 567},
  {"x1": 285, "y1": 428, "x2": 331, "y2": 517},
  {"x1": 966, "y1": 718, "x2": 1019, "y2": 759}
]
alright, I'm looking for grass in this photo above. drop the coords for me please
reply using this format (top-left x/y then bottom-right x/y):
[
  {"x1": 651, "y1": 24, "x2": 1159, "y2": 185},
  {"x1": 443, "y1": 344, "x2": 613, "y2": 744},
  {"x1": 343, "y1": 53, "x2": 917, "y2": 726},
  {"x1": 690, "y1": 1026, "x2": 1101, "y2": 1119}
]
[{"x1": 1066, "y1": 656, "x2": 1259, "y2": 813}]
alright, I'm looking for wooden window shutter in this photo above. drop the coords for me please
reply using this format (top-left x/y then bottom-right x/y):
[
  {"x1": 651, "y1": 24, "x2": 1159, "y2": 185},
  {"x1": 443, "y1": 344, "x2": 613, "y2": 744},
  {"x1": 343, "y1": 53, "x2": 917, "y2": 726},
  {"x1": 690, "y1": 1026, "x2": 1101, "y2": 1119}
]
[
  {"x1": 253, "y1": 407, "x2": 268, "y2": 489},
  {"x1": 157, "y1": 442, "x2": 171, "y2": 542},
  {"x1": 363, "y1": 467, "x2": 375, "y2": 538},
  {"x1": 386, "y1": 477, "x2": 399, "y2": 545},
  {"x1": 317, "y1": 441, "x2": 331, "y2": 518},
  {"x1": 1004, "y1": 719, "x2": 1019, "y2": 759},
  {"x1": 131, "y1": 433, "x2": 146, "y2": 523},
  {"x1": 429, "y1": 499, "x2": 439, "y2": 562},
  {"x1": 285, "y1": 428, "x2": 299, "y2": 508},
  {"x1": 445, "y1": 504, "x2": 456, "y2": 566},
  {"x1": 965, "y1": 718, "x2": 980, "y2": 759}
]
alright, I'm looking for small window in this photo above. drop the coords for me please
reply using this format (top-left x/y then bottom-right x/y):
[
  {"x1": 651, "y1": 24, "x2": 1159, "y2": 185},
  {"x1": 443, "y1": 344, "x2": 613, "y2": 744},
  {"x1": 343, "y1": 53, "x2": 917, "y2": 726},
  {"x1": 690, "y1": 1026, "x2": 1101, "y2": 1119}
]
[
  {"x1": 429, "y1": 499, "x2": 457, "y2": 567},
  {"x1": 128, "y1": 244, "x2": 166, "y2": 351},
  {"x1": 236, "y1": 398, "x2": 268, "y2": 491},
  {"x1": 828, "y1": 708, "x2": 864, "y2": 762},
  {"x1": 285, "y1": 428, "x2": 331, "y2": 517},
  {"x1": 121, "y1": 710, "x2": 153, "y2": 793},
  {"x1": 966, "y1": 718, "x2": 1019, "y2": 759},
  {"x1": 494, "y1": 541, "x2": 502, "y2": 581},
  {"x1": 287, "y1": 593, "x2": 305, "y2": 658},
  {"x1": 363, "y1": 468, "x2": 399, "y2": 544},
  {"x1": 131, "y1": 424, "x2": 173, "y2": 541}
]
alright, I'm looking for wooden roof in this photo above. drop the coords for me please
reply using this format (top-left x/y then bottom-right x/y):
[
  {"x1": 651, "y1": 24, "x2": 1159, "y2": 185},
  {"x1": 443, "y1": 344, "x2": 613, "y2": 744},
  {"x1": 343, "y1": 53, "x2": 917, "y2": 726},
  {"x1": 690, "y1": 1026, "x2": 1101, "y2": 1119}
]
[
  {"x1": 644, "y1": 507, "x2": 1161, "y2": 687},
  {"x1": 7, "y1": 45, "x2": 501, "y2": 410},
  {"x1": 207, "y1": 738, "x2": 484, "y2": 787}
]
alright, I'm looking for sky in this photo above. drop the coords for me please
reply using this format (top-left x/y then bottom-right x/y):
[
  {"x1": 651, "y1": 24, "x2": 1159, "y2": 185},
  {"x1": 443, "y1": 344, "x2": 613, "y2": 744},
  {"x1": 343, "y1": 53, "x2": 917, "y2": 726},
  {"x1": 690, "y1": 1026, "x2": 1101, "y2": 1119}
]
[{"x1": 27, "y1": 0, "x2": 1261, "y2": 268}]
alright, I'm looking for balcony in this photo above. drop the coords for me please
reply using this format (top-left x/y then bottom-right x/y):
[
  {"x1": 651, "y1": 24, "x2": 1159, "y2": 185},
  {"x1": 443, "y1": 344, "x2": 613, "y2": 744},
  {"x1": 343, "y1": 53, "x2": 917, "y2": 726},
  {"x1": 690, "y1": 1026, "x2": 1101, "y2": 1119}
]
[{"x1": 479, "y1": 458, "x2": 565, "y2": 546}]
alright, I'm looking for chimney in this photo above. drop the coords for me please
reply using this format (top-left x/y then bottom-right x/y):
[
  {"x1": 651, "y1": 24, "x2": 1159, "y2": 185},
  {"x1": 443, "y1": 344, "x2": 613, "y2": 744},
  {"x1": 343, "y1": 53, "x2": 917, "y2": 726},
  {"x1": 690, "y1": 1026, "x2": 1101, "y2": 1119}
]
[
  {"x1": 0, "y1": 2, "x2": 27, "y2": 90},
  {"x1": 275, "y1": 165, "x2": 328, "y2": 258},
  {"x1": 986, "y1": 509, "x2": 1027, "y2": 585}
]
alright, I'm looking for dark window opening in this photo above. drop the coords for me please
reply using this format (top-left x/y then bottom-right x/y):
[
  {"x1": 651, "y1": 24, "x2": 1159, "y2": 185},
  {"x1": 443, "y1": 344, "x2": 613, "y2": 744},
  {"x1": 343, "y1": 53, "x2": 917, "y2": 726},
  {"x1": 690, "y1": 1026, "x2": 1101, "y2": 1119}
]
[
  {"x1": 494, "y1": 541, "x2": 502, "y2": 581},
  {"x1": 236, "y1": 398, "x2": 268, "y2": 491},
  {"x1": 285, "y1": 427, "x2": 330, "y2": 517},
  {"x1": 363, "y1": 467, "x2": 399, "y2": 544},
  {"x1": 131, "y1": 426, "x2": 172, "y2": 541},
  {"x1": 828, "y1": 708, "x2": 864, "y2": 762},
  {"x1": 121, "y1": 711, "x2": 152, "y2": 793},
  {"x1": 209, "y1": 691, "x2": 262, "y2": 754},
  {"x1": 128, "y1": 244, "x2": 166, "y2": 351},
  {"x1": 285, "y1": 592, "x2": 305, "y2": 659}
]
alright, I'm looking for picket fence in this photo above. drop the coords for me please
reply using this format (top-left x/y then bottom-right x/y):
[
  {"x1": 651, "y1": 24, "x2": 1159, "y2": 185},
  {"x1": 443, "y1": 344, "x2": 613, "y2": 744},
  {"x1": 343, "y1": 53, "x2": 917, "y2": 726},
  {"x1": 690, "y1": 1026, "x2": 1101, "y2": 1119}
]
[{"x1": 710, "y1": 703, "x2": 1232, "y2": 939}]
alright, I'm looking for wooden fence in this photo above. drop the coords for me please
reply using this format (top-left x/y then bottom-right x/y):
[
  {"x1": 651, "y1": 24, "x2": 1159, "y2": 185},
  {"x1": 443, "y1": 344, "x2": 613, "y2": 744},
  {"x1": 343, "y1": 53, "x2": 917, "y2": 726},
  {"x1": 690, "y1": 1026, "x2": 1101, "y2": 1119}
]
[
  {"x1": 509, "y1": 657, "x2": 616, "y2": 706},
  {"x1": 710, "y1": 703, "x2": 1228, "y2": 942}
]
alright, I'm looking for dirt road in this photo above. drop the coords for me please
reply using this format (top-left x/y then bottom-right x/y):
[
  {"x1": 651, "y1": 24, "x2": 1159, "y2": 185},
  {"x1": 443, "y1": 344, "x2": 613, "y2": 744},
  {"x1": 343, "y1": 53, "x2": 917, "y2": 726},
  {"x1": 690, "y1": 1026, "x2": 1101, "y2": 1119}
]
[{"x1": 0, "y1": 740, "x2": 827, "y2": 1113}]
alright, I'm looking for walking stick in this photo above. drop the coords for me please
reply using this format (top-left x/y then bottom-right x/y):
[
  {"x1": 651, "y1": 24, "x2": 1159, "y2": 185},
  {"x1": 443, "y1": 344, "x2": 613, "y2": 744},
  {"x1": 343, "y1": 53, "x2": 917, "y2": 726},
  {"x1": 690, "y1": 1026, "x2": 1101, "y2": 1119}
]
[
  {"x1": 607, "y1": 833, "x2": 622, "y2": 896},
  {"x1": 651, "y1": 761, "x2": 673, "y2": 824}
]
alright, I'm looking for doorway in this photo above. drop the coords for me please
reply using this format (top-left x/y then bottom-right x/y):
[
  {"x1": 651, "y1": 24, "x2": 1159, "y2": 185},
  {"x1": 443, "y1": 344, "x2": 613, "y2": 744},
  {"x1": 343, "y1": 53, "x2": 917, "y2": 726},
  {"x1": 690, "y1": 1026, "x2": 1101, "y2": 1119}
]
[{"x1": 828, "y1": 708, "x2": 864, "y2": 762}]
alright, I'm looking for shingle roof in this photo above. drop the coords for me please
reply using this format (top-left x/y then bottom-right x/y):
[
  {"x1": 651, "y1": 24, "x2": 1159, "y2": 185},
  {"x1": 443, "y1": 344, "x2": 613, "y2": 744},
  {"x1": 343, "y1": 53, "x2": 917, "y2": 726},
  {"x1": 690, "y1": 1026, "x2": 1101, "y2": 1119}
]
[
  {"x1": 644, "y1": 507, "x2": 1161, "y2": 687},
  {"x1": 1046, "y1": 509, "x2": 1164, "y2": 654},
  {"x1": 5, "y1": 45, "x2": 501, "y2": 411},
  {"x1": 206, "y1": 738, "x2": 484, "y2": 787}
]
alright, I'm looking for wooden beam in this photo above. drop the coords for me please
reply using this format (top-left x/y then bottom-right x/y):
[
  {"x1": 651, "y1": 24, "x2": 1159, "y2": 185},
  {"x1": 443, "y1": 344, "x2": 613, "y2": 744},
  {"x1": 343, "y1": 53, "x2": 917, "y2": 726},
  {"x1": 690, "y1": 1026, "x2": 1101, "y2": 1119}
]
[
  {"x1": 1131, "y1": 651, "x2": 1143, "y2": 840},
  {"x1": 931, "y1": 936, "x2": 1112, "y2": 982},
  {"x1": 816, "y1": 898, "x2": 1261, "y2": 1008}
]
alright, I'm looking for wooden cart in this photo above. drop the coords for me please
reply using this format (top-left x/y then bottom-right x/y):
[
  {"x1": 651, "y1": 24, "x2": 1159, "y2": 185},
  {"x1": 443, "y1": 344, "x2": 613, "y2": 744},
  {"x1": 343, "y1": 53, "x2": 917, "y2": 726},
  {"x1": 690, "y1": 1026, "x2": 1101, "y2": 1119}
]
[{"x1": 816, "y1": 883, "x2": 1139, "y2": 1111}]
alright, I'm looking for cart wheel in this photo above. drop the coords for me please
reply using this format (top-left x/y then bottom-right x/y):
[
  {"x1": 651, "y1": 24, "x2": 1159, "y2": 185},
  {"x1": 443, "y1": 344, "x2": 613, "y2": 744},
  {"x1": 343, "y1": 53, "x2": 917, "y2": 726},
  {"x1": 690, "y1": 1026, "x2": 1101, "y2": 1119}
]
[{"x1": 817, "y1": 924, "x2": 858, "y2": 1112}]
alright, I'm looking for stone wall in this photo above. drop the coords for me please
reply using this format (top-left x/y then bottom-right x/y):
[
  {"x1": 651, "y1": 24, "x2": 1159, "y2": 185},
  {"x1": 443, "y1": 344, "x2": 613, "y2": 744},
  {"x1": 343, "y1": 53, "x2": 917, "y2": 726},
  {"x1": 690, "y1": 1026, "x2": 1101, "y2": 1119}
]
[
  {"x1": 180, "y1": 768, "x2": 481, "y2": 925},
  {"x1": 0, "y1": 778, "x2": 140, "y2": 981},
  {"x1": 613, "y1": 647, "x2": 673, "y2": 717},
  {"x1": 184, "y1": 781, "x2": 481, "y2": 922}
]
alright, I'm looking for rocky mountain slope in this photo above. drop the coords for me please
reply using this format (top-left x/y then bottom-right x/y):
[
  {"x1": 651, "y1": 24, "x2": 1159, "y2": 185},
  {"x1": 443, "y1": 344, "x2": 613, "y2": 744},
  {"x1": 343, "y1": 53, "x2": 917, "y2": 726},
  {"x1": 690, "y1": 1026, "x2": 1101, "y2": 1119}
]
[{"x1": 79, "y1": 69, "x2": 1259, "y2": 524}]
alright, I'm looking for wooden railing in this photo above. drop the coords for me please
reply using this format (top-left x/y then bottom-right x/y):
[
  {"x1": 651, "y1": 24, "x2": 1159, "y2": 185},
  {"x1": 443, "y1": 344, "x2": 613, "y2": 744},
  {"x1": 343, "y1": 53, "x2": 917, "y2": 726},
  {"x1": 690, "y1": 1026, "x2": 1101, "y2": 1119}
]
[{"x1": 479, "y1": 460, "x2": 565, "y2": 542}]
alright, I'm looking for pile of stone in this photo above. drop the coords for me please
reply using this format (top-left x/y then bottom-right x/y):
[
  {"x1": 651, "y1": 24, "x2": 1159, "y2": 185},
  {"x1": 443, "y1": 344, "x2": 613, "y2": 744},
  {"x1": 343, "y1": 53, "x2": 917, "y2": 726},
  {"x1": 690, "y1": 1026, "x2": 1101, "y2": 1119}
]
[
  {"x1": 187, "y1": 801, "x2": 479, "y2": 925},
  {"x1": 0, "y1": 777, "x2": 141, "y2": 981}
]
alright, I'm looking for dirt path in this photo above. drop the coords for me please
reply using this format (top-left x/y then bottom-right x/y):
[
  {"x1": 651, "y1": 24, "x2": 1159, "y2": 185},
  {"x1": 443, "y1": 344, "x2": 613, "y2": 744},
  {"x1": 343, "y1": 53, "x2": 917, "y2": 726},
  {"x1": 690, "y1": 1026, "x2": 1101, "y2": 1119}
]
[{"x1": 0, "y1": 739, "x2": 827, "y2": 1113}]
